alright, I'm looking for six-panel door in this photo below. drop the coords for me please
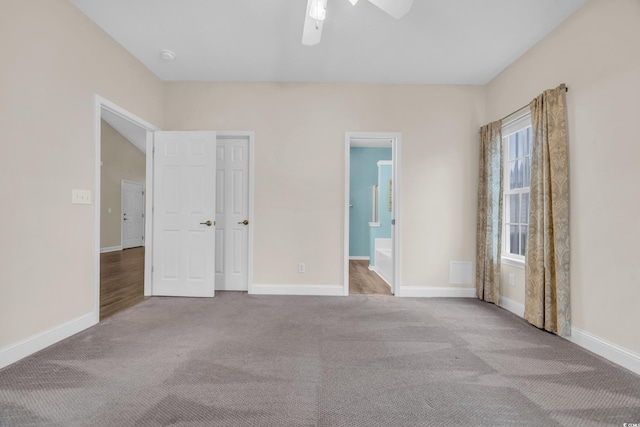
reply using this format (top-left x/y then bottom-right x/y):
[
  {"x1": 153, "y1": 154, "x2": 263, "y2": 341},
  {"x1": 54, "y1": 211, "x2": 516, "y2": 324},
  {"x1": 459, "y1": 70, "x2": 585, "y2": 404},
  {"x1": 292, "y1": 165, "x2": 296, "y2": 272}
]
[
  {"x1": 215, "y1": 137, "x2": 250, "y2": 291},
  {"x1": 152, "y1": 131, "x2": 217, "y2": 297},
  {"x1": 122, "y1": 180, "x2": 144, "y2": 249}
]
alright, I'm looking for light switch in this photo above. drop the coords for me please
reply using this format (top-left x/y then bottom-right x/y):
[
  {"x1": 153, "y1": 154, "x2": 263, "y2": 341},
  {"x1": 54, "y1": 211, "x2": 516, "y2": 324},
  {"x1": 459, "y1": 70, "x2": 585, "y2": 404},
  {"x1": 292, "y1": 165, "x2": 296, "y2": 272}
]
[{"x1": 72, "y1": 189, "x2": 92, "y2": 205}]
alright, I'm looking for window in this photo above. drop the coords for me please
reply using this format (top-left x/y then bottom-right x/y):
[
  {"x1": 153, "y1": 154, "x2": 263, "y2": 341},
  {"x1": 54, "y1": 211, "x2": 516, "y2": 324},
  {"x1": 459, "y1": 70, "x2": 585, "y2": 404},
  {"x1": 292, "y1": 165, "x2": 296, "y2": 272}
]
[{"x1": 502, "y1": 111, "x2": 532, "y2": 262}]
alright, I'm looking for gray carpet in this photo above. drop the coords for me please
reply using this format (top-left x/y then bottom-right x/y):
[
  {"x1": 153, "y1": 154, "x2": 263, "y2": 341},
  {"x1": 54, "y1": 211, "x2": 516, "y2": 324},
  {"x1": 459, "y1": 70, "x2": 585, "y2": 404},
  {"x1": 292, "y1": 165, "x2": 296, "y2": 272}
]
[{"x1": 1, "y1": 293, "x2": 639, "y2": 426}]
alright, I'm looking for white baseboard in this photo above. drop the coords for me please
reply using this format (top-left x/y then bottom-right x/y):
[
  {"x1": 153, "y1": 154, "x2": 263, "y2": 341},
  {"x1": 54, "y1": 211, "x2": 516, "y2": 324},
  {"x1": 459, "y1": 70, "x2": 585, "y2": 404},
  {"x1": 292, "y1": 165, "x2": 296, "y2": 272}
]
[
  {"x1": 371, "y1": 267, "x2": 392, "y2": 289},
  {"x1": 216, "y1": 283, "x2": 249, "y2": 292},
  {"x1": 250, "y1": 284, "x2": 345, "y2": 296},
  {"x1": 0, "y1": 312, "x2": 97, "y2": 370},
  {"x1": 566, "y1": 327, "x2": 640, "y2": 376},
  {"x1": 499, "y1": 296, "x2": 525, "y2": 318},
  {"x1": 100, "y1": 246, "x2": 122, "y2": 253},
  {"x1": 498, "y1": 296, "x2": 640, "y2": 375},
  {"x1": 398, "y1": 286, "x2": 476, "y2": 298},
  {"x1": 349, "y1": 256, "x2": 370, "y2": 261}
]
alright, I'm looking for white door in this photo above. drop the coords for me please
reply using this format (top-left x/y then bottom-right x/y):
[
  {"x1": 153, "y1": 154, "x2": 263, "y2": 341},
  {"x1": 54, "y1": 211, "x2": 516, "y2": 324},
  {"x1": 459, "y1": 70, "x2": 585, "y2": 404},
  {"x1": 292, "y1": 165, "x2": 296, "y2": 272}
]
[
  {"x1": 122, "y1": 180, "x2": 144, "y2": 249},
  {"x1": 152, "y1": 131, "x2": 217, "y2": 297},
  {"x1": 215, "y1": 137, "x2": 250, "y2": 291}
]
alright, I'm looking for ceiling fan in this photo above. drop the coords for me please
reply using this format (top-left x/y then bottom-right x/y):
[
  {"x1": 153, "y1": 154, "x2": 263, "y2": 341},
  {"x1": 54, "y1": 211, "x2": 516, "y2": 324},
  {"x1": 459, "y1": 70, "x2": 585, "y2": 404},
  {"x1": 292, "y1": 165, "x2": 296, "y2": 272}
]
[{"x1": 302, "y1": 0, "x2": 414, "y2": 46}]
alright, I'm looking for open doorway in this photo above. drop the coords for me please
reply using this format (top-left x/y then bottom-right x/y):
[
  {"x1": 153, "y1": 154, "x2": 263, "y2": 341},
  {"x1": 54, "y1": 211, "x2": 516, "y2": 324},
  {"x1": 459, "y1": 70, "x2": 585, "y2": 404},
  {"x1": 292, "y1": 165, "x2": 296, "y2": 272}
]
[
  {"x1": 94, "y1": 98, "x2": 256, "y2": 315},
  {"x1": 99, "y1": 119, "x2": 145, "y2": 318},
  {"x1": 95, "y1": 97, "x2": 158, "y2": 320},
  {"x1": 344, "y1": 132, "x2": 401, "y2": 296}
]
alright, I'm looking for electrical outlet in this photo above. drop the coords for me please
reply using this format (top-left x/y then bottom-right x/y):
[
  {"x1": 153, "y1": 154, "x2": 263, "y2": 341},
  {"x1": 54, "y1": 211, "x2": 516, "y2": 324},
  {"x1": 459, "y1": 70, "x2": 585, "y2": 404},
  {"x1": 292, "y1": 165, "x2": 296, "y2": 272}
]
[
  {"x1": 508, "y1": 273, "x2": 515, "y2": 286},
  {"x1": 298, "y1": 263, "x2": 305, "y2": 273}
]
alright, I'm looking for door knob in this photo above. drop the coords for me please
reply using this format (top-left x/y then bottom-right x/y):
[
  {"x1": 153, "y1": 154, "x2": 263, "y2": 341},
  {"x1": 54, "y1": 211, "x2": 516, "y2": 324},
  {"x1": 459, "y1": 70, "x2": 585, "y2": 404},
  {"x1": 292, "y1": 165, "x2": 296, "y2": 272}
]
[
  {"x1": 200, "y1": 220, "x2": 213, "y2": 226},
  {"x1": 238, "y1": 220, "x2": 249, "y2": 225}
]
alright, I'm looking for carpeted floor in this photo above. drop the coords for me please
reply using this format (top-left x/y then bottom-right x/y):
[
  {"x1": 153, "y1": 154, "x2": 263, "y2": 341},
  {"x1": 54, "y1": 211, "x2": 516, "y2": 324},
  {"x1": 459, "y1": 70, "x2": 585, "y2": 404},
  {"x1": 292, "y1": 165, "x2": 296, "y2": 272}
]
[{"x1": 1, "y1": 293, "x2": 639, "y2": 426}]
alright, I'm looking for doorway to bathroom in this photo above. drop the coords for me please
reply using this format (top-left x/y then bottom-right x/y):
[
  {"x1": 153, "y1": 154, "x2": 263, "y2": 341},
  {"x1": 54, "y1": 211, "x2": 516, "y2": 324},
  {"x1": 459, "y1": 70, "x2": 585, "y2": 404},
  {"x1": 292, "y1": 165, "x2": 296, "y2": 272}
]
[{"x1": 344, "y1": 132, "x2": 401, "y2": 296}]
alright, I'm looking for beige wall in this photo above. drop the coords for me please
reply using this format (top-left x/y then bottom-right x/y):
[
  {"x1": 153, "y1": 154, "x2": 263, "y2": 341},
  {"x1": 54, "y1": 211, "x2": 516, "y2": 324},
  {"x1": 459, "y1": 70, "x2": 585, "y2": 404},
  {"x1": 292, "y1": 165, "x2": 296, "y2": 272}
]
[
  {"x1": 486, "y1": 0, "x2": 640, "y2": 353},
  {"x1": 164, "y1": 82, "x2": 485, "y2": 287},
  {"x1": 100, "y1": 121, "x2": 146, "y2": 249},
  {"x1": 0, "y1": 0, "x2": 163, "y2": 348},
  {"x1": 7, "y1": 0, "x2": 636, "y2": 368}
]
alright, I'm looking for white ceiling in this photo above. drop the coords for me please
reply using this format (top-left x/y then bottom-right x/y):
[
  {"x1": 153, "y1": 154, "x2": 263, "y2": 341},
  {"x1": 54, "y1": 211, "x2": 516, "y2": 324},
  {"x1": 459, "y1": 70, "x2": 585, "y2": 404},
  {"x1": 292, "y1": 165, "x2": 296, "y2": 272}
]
[{"x1": 71, "y1": 0, "x2": 588, "y2": 85}]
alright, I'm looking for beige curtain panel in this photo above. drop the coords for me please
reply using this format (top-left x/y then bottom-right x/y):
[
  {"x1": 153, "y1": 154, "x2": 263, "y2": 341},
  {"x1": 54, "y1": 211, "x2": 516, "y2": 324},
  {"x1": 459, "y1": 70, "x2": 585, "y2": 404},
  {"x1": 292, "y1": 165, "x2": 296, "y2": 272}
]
[
  {"x1": 524, "y1": 84, "x2": 571, "y2": 337},
  {"x1": 476, "y1": 121, "x2": 503, "y2": 304}
]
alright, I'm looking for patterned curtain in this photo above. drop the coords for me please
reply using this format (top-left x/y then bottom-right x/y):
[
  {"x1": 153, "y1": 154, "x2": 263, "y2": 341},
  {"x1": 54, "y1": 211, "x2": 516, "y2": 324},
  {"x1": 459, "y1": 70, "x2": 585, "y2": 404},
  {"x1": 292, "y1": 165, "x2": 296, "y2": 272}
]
[
  {"x1": 524, "y1": 84, "x2": 571, "y2": 336},
  {"x1": 476, "y1": 121, "x2": 503, "y2": 304}
]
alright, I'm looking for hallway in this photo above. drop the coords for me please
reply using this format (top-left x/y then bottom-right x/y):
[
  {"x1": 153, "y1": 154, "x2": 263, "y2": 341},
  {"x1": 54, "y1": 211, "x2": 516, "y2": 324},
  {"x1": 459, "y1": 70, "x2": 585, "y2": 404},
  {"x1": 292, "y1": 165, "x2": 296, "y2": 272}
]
[{"x1": 100, "y1": 247, "x2": 146, "y2": 320}]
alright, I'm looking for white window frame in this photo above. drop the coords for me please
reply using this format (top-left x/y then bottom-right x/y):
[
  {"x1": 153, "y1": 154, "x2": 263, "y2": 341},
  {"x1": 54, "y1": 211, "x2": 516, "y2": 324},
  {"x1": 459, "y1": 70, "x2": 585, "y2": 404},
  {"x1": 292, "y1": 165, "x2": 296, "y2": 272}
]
[{"x1": 501, "y1": 109, "x2": 532, "y2": 268}]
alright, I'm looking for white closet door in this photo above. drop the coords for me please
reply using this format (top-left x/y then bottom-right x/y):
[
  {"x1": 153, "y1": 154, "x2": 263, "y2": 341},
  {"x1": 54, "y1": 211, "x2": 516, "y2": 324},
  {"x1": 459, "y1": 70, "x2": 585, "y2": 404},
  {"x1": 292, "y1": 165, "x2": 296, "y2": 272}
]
[{"x1": 215, "y1": 137, "x2": 249, "y2": 291}]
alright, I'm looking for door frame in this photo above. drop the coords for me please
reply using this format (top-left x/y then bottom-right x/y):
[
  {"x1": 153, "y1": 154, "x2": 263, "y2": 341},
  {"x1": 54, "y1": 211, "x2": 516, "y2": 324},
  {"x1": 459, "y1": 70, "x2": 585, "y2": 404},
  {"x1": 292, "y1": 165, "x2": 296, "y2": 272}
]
[
  {"x1": 344, "y1": 132, "x2": 402, "y2": 297},
  {"x1": 216, "y1": 131, "x2": 255, "y2": 294},
  {"x1": 94, "y1": 95, "x2": 159, "y2": 323}
]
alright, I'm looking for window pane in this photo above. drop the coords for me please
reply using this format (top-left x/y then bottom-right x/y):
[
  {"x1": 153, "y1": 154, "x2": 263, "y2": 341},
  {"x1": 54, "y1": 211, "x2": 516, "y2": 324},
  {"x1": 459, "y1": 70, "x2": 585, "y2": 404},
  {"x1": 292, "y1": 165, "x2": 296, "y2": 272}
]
[
  {"x1": 524, "y1": 156, "x2": 531, "y2": 188},
  {"x1": 509, "y1": 135, "x2": 517, "y2": 160},
  {"x1": 515, "y1": 159, "x2": 523, "y2": 188},
  {"x1": 509, "y1": 161, "x2": 517, "y2": 190},
  {"x1": 526, "y1": 127, "x2": 532, "y2": 155},
  {"x1": 516, "y1": 131, "x2": 524, "y2": 158},
  {"x1": 520, "y1": 225, "x2": 528, "y2": 256},
  {"x1": 520, "y1": 192, "x2": 529, "y2": 224},
  {"x1": 509, "y1": 225, "x2": 519, "y2": 255},
  {"x1": 510, "y1": 194, "x2": 519, "y2": 223}
]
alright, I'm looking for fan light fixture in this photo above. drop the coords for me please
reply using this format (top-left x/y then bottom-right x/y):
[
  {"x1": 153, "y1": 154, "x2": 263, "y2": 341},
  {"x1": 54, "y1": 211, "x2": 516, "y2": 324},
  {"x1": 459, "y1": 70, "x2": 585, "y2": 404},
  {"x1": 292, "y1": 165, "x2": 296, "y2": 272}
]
[{"x1": 309, "y1": 0, "x2": 327, "y2": 21}]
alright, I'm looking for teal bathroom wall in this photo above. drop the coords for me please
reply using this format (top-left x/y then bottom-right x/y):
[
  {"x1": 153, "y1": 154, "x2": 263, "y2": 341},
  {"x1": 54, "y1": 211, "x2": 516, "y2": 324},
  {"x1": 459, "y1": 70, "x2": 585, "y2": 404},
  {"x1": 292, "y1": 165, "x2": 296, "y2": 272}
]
[
  {"x1": 349, "y1": 147, "x2": 392, "y2": 257},
  {"x1": 369, "y1": 162, "x2": 393, "y2": 265}
]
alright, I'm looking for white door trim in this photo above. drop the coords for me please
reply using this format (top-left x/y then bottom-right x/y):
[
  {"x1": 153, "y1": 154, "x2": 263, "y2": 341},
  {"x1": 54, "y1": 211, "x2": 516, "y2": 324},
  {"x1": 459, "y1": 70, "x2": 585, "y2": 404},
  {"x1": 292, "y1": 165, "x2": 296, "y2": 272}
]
[
  {"x1": 121, "y1": 180, "x2": 145, "y2": 249},
  {"x1": 344, "y1": 132, "x2": 402, "y2": 297},
  {"x1": 216, "y1": 131, "x2": 255, "y2": 294},
  {"x1": 94, "y1": 95, "x2": 160, "y2": 323},
  {"x1": 144, "y1": 131, "x2": 154, "y2": 297}
]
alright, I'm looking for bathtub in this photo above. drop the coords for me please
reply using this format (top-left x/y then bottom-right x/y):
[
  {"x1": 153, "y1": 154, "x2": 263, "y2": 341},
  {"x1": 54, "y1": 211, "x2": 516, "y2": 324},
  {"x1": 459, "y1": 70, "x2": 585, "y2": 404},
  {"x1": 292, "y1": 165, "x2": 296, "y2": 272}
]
[{"x1": 374, "y1": 238, "x2": 393, "y2": 287}]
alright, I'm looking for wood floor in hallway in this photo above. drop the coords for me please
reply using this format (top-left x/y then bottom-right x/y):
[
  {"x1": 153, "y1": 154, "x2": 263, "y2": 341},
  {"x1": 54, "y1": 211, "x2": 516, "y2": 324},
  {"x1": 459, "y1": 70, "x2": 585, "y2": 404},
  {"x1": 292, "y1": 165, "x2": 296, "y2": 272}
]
[
  {"x1": 100, "y1": 247, "x2": 147, "y2": 320},
  {"x1": 349, "y1": 260, "x2": 393, "y2": 295}
]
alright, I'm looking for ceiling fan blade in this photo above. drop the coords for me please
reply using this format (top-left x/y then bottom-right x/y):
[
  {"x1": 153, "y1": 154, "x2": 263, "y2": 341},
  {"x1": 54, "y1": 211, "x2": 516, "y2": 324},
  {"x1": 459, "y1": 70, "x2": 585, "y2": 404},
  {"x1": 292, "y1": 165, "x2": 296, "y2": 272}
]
[
  {"x1": 302, "y1": 0, "x2": 324, "y2": 46},
  {"x1": 367, "y1": 0, "x2": 414, "y2": 19}
]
